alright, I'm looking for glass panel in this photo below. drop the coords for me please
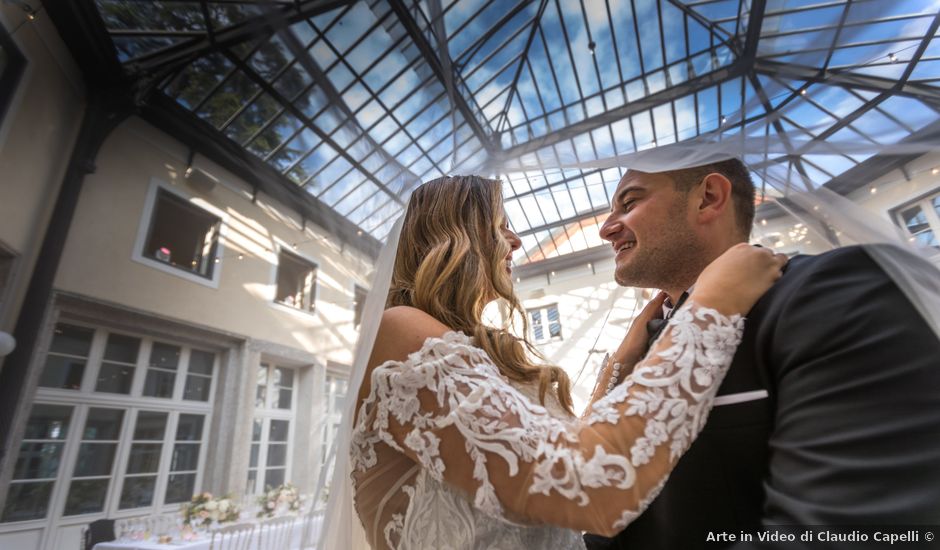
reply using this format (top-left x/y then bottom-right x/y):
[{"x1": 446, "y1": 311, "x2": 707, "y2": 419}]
[
  {"x1": 1, "y1": 482, "x2": 54, "y2": 522},
  {"x1": 188, "y1": 349, "x2": 215, "y2": 375},
  {"x1": 176, "y1": 414, "x2": 204, "y2": 441},
  {"x1": 252, "y1": 418, "x2": 262, "y2": 441},
  {"x1": 277, "y1": 388, "x2": 292, "y2": 410},
  {"x1": 95, "y1": 363, "x2": 134, "y2": 394},
  {"x1": 901, "y1": 206, "x2": 929, "y2": 234},
  {"x1": 183, "y1": 375, "x2": 211, "y2": 401},
  {"x1": 165, "y1": 473, "x2": 196, "y2": 504},
  {"x1": 277, "y1": 367, "x2": 293, "y2": 388},
  {"x1": 48, "y1": 324, "x2": 94, "y2": 356},
  {"x1": 915, "y1": 229, "x2": 938, "y2": 248},
  {"x1": 548, "y1": 305, "x2": 562, "y2": 338},
  {"x1": 143, "y1": 369, "x2": 176, "y2": 398},
  {"x1": 127, "y1": 444, "x2": 162, "y2": 474},
  {"x1": 64, "y1": 478, "x2": 110, "y2": 516},
  {"x1": 263, "y1": 468, "x2": 285, "y2": 489},
  {"x1": 249, "y1": 444, "x2": 260, "y2": 468},
  {"x1": 256, "y1": 365, "x2": 268, "y2": 408},
  {"x1": 23, "y1": 404, "x2": 71, "y2": 440},
  {"x1": 83, "y1": 408, "x2": 124, "y2": 440},
  {"x1": 103, "y1": 333, "x2": 140, "y2": 363},
  {"x1": 266, "y1": 443, "x2": 287, "y2": 467},
  {"x1": 149, "y1": 342, "x2": 181, "y2": 370},
  {"x1": 73, "y1": 443, "x2": 118, "y2": 476},
  {"x1": 171, "y1": 443, "x2": 200, "y2": 471},
  {"x1": 933, "y1": 195, "x2": 940, "y2": 217},
  {"x1": 133, "y1": 412, "x2": 168, "y2": 440},
  {"x1": 119, "y1": 476, "x2": 156, "y2": 509},
  {"x1": 269, "y1": 420, "x2": 289, "y2": 442},
  {"x1": 247, "y1": 469, "x2": 258, "y2": 494},
  {"x1": 12, "y1": 442, "x2": 64, "y2": 479},
  {"x1": 39, "y1": 355, "x2": 86, "y2": 390}
]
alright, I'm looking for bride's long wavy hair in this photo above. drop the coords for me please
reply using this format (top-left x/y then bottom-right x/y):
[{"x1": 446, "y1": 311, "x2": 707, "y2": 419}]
[{"x1": 388, "y1": 175, "x2": 574, "y2": 414}]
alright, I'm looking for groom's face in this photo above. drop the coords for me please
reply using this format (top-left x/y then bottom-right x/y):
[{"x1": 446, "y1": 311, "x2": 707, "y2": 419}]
[{"x1": 600, "y1": 170, "x2": 703, "y2": 290}]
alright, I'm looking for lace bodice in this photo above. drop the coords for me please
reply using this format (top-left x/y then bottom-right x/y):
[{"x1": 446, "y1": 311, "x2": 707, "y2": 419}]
[{"x1": 351, "y1": 302, "x2": 744, "y2": 549}]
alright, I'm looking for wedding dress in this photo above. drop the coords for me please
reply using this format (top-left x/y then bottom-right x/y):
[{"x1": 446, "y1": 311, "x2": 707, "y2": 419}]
[{"x1": 350, "y1": 301, "x2": 744, "y2": 550}]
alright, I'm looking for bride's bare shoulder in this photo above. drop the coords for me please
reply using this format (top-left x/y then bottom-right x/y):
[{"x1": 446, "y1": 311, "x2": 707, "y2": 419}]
[{"x1": 371, "y1": 306, "x2": 453, "y2": 365}]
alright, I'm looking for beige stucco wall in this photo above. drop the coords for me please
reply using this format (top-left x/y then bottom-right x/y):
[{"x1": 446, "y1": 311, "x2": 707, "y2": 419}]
[
  {"x1": 54, "y1": 116, "x2": 373, "y2": 364},
  {"x1": 0, "y1": 6, "x2": 84, "y2": 333}
]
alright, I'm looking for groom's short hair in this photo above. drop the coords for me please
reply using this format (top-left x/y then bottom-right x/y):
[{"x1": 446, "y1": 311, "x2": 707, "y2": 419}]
[{"x1": 664, "y1": 158, "x2": 756, "y2": 238}]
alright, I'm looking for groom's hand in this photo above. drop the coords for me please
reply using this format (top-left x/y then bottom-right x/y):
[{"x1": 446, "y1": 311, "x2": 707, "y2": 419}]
[{"x1": 613, "y1": 291, "x2": 667, "y2": 372}]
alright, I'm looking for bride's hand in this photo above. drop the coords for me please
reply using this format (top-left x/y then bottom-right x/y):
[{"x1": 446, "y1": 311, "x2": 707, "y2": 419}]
[{"x1": 691, "y1": 243, "x2": 788, "y2": 316}]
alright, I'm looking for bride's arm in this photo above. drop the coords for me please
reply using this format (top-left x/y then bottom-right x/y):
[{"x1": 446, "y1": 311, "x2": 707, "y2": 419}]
[{"x1": 354, "y1": 245, "x2": 785, "y2": 536}]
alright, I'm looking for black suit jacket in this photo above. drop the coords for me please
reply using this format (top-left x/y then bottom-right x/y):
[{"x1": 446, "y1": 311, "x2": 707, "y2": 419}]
[{"x1": 586, "y1": 245, "x2": 940, "y2": 550}]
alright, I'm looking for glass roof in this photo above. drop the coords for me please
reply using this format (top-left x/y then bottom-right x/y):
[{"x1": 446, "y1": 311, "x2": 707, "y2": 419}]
[{"x1": 91, "y1": 0, "x2": 940, "y2": 265}]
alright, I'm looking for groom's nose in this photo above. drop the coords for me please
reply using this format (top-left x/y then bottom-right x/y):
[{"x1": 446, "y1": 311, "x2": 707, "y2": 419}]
[{"x1": 599, "y1": 216, "x2": 622, "y2": 242}]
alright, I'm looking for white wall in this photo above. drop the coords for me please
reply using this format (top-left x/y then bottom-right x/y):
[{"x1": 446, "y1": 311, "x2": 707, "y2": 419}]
[
  {"x1": 0, "y1": 5, "x2": 84, "y2": 334},
  {"x1": 54, "y1": 116, "x2": 372, "y2": 366}
]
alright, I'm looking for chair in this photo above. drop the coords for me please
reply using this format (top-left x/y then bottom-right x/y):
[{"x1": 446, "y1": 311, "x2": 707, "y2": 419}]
[
  {"x1": 81, "y1": 519, "x2": 115, "y2": 550},
  {"x1": 256, "y1": 516, "x2": 295, "y2": 550},
  {"x1": 210, "y1": 523, "x2": 255, "y2": 550}
]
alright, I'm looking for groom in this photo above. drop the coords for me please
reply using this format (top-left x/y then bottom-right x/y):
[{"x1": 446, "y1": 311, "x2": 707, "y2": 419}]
[{"x1": 586, "y1": 159, "x2": 940, "y2": 549}]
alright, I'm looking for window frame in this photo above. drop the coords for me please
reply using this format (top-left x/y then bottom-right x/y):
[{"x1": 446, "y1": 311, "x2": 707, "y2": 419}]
[
  {"x1": 132, "y1": 179, "x2": 227, "y2": 288},
  {"x1": 246, "y1": 362, "x2": 297, "y2": 495},
  {"x1": 2, "y1": 322, "x2": 218, "y2": 527},
  {"x1": 271, "y1": 247, "x2": 319, "y2": 314},
  {"x1": 527, "y1": 304, "x2": 563, "y2": 344},
  {"x1": 891, "y1": 187, "x2": 940, "y2": 253}
]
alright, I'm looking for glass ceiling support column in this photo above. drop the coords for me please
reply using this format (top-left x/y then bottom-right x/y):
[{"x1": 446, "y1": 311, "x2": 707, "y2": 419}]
[
  {"x1": 753, "y1": 60, "x2": 940, "y2": 109},
  {"x1": 739, "y1": 0, "x2": 766, "y2": 65},
  {"x1": 0, "y1": 90, "x2": 134, "y2": 470},
  {"x1": 387, "y1": 0, "x2": 497, "y2": 155}
]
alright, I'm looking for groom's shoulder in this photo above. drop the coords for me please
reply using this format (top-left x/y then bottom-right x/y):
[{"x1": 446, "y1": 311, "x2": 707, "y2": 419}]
[
  {"x1": 779, "y1": 244, "x2": 890, "y2": 284},
  {"x1": 756, "y1": 245, "x2": 886, "y2": 311}
]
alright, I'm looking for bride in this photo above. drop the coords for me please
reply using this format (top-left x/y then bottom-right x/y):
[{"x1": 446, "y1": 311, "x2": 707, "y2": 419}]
[{"x1": 341, "y1": 175, "x2": 785, "y2": 549}]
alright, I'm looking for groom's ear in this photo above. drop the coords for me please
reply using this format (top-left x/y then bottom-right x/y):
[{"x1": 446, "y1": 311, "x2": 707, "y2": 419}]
[{"x1": 693, "y1": 172, "x2": 733, "y2": 225}]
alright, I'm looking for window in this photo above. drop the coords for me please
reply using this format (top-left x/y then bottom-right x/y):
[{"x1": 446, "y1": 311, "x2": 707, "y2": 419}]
[
  {"x1": 38, "y1": 324, "x2": 93, "y2": 390},
  {"x1": 143, "y1": 189, "x2": 221, "y2": 279},
  {"x1": 1, "y1": 404, "x2": 72, "y2": 522},
  {"x1": 3, "y1": 323, "x2": 216, "y2": 524},
  {"x1": 38, "y1": 324, "x2": 217, "y2": 402},
  {"x1": 321, "y1": 374, "x2": 347, "y2": 470},
  {"x1": 895, "y1": 191, "x2": 940, "y2": 249},
  {"x1": 247, "y1": 364, "x2": 295, "y2": 494},
  {"x1": 353, "y1": 285, "x2": 368, "y2": 327},
  {"x1": 275, "y1": 250, "x2": 317, "y2": 312},
  {"x1": 63, "y1": 408, "x2": 124, "y2": 516},
  {"x1": 528, "y1": 304, "x2": 562, "y2": 343},
  {"x1": 0, "y1": 21, "x2": 26, "y2": 127}
]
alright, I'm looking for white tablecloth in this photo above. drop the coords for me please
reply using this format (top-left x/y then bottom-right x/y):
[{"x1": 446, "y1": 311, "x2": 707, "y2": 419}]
[{"x1": 93, "y1": 515, "x2": 320, "y2": 550}]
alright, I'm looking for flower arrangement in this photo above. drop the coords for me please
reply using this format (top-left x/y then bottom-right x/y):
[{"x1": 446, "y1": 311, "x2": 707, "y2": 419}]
[
  {"x1": 181, "y1": 492, "x2": 240, "y2": 527},
  {"x1": 256, "y1": 483, "x2": 303, "y2": 518}
]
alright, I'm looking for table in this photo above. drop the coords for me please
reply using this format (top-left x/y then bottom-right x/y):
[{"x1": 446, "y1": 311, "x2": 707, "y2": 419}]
[{"x1": 93, "y1": 514, "x2": 321, "y2": 550}]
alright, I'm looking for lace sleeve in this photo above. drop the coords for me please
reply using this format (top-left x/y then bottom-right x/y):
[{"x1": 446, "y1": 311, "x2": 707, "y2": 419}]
[{"x1": 352, "y1": 300, "x2": 743, "y2": 536}]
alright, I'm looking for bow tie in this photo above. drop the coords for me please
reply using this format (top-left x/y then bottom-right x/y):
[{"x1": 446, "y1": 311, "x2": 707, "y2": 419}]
[{"x1": 646, "y1": 291, "x2": 689, "y2": 346}]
